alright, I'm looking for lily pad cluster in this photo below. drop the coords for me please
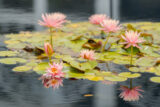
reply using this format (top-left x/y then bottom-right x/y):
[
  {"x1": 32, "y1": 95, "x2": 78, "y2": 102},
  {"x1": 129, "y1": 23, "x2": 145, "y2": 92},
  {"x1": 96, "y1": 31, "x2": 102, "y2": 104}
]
[{"x1": 1, "y1": 22, "x2": 160, "y2": 83}]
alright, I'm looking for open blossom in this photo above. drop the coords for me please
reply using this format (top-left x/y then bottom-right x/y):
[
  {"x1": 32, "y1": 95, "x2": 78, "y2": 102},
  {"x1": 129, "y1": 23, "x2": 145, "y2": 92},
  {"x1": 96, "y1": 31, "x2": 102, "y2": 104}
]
[
  {"x1": 44, "y1": 43, "x2": 53, "y2": 57},
  {"x1": 121, "y1": 31, "x2": 144, "y2": 48},
  {"x1": 80, "y1": 50, "x2": 95, "y2": 60},
  {"x1": 100, "y1": 19, "x2": 121, "y2": 33},
  {"x1": 46, "y1": 62, "x2": 64, "y2": 78},
  {"x1": 89, "y1": 14, "x2": 109, "y2": 25},
  {"x1": 39, "y1": 12, "x2": 67, "y2": 28},
  {"x1": 119, "y1": 86, "x2": 143, "y2": 101}
]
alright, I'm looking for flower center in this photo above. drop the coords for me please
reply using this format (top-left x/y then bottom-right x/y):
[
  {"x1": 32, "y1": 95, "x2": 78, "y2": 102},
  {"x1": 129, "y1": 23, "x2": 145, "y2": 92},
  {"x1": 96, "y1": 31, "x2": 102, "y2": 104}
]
[{"x1": 51, "y1": 67, "x2": 58, "y2": 73}]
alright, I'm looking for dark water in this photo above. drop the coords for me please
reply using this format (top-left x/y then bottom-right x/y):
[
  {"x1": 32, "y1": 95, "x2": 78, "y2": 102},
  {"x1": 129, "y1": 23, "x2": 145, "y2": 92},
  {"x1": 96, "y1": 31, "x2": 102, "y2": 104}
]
[{"x1": 0, "y1": 0, "x2": 160, "y2": 107}]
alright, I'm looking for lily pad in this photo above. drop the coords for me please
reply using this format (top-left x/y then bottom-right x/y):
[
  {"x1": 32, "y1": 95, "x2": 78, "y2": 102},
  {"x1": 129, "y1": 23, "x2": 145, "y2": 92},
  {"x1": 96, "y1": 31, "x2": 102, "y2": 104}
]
[
  {"x1": 0, "y1": 58, "x2": 27, "y2": 64},
  {"x1": 118, "y1": 72, "x2": 141, "y2": 78}
]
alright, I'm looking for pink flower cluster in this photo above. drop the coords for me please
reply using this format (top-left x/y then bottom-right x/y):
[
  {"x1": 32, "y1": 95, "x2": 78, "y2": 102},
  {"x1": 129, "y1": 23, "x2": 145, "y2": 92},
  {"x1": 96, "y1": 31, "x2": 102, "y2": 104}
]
[
  {"x1": 41, "y1": 62, "x2": 64, "y2": 89},
  {"x1": 119, "y1": 86, "x2": 143, "y2": 101},
  {"x1": 39, "y1": 12, "x2": 67, "y2": 28},
  {"x1": 80, "y1": 50, "x2": 95, "y2": 60}
]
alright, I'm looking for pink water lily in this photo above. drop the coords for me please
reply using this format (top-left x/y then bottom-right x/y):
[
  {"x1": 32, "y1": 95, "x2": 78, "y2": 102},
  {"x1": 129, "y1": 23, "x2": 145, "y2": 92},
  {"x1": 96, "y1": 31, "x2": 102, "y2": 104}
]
[
  {"x1": 89, "y1": 14, "x2": 109, "y2": 25},
  {"x1": 80, "y1": 50, "x2": 95, "y2": 60},
  {"x1": 100, "y1": 19, "x2": 121, "y2": 33},
  {"x1": 39, "y1": 12, "x2": 67, "y2": 28},
  {"x1": 121, "y1": 31, "x2": 144, "y2": 48},
  {"x1": 119, "y1": 86, "x2": 143, "y2": 101},
  {"x1": 44, "y1": 43, "x2": 53, "y2": 57},
  {"x1": 46, "y1": 62, "x2": 64, "y2": 78}
]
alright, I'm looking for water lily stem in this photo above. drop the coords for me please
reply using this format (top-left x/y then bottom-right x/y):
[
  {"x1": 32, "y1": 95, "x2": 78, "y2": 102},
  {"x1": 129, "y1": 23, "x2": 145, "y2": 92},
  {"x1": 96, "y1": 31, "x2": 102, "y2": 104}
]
[
  {"x1": 101, "y1": 33, "x2": 110, "y2": 52},
  {"x1": 49, "y1": 56, "x2": 52, "y2": 64},
  {"x1": 49, "y1": 28, "x2": 53, "y2": 48},
  {"x1": 130, "y1": 79, "x2": 133, "y2": 89},
  {"x1": 130, "y1": 46, "x2": 133, "y2": 65}
]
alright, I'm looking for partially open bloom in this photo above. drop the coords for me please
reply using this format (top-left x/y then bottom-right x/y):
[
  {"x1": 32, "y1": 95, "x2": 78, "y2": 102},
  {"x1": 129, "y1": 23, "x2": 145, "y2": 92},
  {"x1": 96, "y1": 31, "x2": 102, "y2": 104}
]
[
  {"x1": 39, "y1": 12, "x2": 67, "y2": 28},
  {"x1": 100, "y1": 19, "x2": 121, "y2": 33},
  {"x1": 44, "y1": 43, "x2": 53, "y2": 57},
  {"x1": 80, "y1": 50, "x2": 95, "y2": 60},
  {"x1": 119, "y1": 86, "x2": 143, "y2": 101},
  {"x1": 89, "y1": 14, "x2": 109, "y2": 25},
  {"x1": 121, "y1": 31, "x2": 144, "y2": 48},
  {"x1": 46, "y1": 62, "x2": 64, "y2": 78}
]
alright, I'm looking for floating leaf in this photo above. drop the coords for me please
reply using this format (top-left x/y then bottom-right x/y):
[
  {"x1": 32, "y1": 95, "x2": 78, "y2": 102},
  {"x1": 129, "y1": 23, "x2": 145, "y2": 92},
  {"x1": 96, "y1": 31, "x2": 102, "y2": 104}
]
[
  {"x1": 0, "y1": 51, "x2": 18, "y2": 57},
  {"x1": 119, "y1": 72, "x2": 141, "y2": 78},
  {"x1": 33, "y1": 62, "x2": 49, "y2": 74},
  {"x1": 0, "y1": 58, "x2": 27, "y2": 64},
  {"x1": 104, "y1": 75, "x2": 127, "y2": 82},
  {"x1": 13, "y1": 66, "x2": 32, "y2": 72}
]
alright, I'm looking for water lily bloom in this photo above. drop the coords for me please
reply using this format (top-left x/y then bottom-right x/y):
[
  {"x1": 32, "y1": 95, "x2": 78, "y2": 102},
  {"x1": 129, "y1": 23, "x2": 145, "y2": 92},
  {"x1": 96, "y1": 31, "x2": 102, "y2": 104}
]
[
  {"x1": 39, "y1": 12, "x2": 67, "y2": 28},
  {"x1": 44, "y1": 43, "x2": 53, "y2": 57},
  {"x1": 47, "y1": 62, "x2": 64, "y2": 78},
  {"x1": 80, "y1": 50, "x2": 95, "y2": 60},
  {"x1": 89, "y1": 14, "x2": 109, "y2": 25},
  {"x1": 119, "y1": 86, "x2": 143, "y2": 101},
  {"x1": 121, "y1": 31, "x2": 144, "y2": 48},
  {"x1": 100, "y1": 19, "x2": 121, "y2": 33}
]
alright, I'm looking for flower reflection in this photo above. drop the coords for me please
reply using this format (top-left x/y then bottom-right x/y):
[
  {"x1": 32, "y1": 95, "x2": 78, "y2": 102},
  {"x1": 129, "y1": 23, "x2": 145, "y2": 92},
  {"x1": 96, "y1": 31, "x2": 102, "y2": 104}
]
[
  {"x1": 102, "y1": 80, "x2": 117, "y2": 85},
  {"x1": 119, "y1": 86, "x2": 143, "y2": 101}
]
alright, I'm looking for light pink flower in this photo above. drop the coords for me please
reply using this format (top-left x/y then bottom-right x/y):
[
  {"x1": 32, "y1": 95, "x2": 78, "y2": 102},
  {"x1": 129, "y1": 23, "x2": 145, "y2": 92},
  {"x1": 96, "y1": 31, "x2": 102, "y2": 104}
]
[
  {"x1": 102, "y1": 80, "x2": 117, "y2": 85},
  {"x1": 119, "y1": 86, "x2": 143, "y2": 101},
  {"x1": 44, "y1": 43, "x2": 53, "y2": 57},
  {"x1": 89, "y1": 14, "x2": 109, "y2": 25},
  {"x1": 39, "y1": 12, "x2": 67, "y2": 28},
  {"x1": 121, "y1": 31, "x2": 144, "y2": 48},
  {"x1": 80, "y1": 50, "x2": 95, "y2": 60},
  {"x1": 46, "y1": 62, "x2": 64, "y2": 78},
  {"x1": 100, "y1": 19, "x2": 121, "y2": 33}
]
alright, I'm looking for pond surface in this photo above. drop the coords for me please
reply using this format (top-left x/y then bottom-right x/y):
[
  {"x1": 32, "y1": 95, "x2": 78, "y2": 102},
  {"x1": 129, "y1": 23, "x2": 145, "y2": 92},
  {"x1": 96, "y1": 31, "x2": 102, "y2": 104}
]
[{"x1": 0, "y1": 0, "x2": 160, "y2": 107}]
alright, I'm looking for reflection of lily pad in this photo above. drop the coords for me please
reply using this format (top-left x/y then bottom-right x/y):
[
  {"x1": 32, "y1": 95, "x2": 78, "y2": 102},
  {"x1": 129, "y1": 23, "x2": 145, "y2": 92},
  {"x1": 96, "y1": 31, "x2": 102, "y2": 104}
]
[
  {"x1": 0, "y1": 58, "x2": 27, "y2": 64},
  {"x1": 150, "y1": 77, "x2": 160, "y2": 83}
]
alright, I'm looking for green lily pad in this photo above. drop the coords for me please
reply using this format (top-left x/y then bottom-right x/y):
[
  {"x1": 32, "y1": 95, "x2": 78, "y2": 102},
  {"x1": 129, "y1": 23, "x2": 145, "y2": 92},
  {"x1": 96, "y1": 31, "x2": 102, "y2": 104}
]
[
  {"x1": 118, "y1": 72, "x2": 141, "y2": 78},
  {"x1": 0, "y1": 58, "x2": 27, "y2": 64},
  {"x1": 13, "y1": 66, "x2": 32, "y2": 72},
  {"x1": 0, "y1": 51, "x2": 18, "y2": 57}
]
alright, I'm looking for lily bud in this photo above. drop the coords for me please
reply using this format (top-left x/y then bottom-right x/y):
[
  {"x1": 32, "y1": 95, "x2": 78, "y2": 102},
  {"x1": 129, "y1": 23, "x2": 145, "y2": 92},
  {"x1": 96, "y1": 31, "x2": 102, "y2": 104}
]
[{"x1": 44, "y1": 43, "x2": 53, "y2": 57}]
